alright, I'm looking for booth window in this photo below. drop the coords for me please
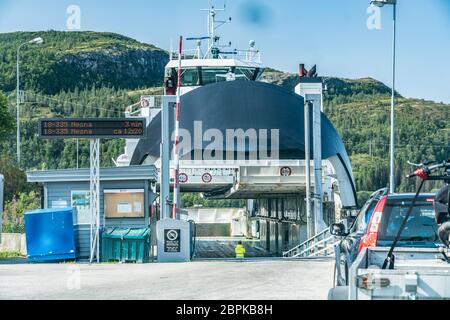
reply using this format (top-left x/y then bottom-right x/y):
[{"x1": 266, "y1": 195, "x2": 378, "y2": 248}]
[
  {"x1": 104, "y1": 189, "x2": 144, "y2": 218},
  {"x1": 71, "y1": 190, "x2": 90, "y2": 225}
]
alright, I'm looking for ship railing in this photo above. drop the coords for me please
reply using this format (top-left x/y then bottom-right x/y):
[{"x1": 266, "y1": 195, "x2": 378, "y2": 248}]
[
  {"x1": 125, "y1": 95, "x2": 164, "y2": 118},
  {"x1": 170, "y1": 49, "x2": 261, "y2": 64},
  {"x1": 234, "y1": 50, "x2": 261, "y2": 64},
  {"x1": 170, "y1": 49, "x2": 202, "y2": 60}
]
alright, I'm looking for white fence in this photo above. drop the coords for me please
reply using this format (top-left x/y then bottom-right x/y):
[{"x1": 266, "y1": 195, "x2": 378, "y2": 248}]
[{"x1": 0, "y1": 233, "x2": 26, "y2": 255}]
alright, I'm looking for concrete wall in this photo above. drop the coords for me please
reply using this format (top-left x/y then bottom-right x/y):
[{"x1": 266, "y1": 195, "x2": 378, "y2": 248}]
[
  {"x1": 0, "y1": 233, "x2": 26, "y2": 255},
  {"x1": 186, "y1": 208, "x2": 248, "y2": 237},
  {"x1": 195, "y1": 223, "x2": 230, "y2": 237},
  {"x1": 45, "y1": 180, "x2": 151, "y2": 259}
]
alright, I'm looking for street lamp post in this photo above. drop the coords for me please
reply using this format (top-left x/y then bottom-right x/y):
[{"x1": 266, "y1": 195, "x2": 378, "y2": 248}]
[
  {"x1": 16, "y1": 37, "x2": 43, "y2": 166},
  {"x1": 370, "y1": 0, "x2": 397, "y2": 194}
]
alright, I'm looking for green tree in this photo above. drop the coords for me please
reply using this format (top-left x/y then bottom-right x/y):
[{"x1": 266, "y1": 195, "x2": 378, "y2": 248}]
[
  {"x1": 181, "y1": 193, "x2": 246, "y2": 208},
  {"x1": 0, "y1": 155, "x2": 39, "y2": 201},
  {"x1": 0, "y1": 91, "x2": 14, "y2": 141},
  {"x1": 357, "y1": 191, "x2": 373, "y2": 208},
  {"x1": 3, "y1": 191, "x2": 41, "y2": 233}
]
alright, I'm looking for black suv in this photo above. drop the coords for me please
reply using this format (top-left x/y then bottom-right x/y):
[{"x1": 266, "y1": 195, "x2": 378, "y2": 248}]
[{"x1": 331, "y1": 190, "x2": 440, "y2": 286}]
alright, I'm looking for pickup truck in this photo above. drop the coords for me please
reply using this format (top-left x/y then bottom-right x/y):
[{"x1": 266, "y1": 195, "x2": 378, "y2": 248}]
[{"x1": 329, "y1": 246, "x2": 450, "y2": 300}]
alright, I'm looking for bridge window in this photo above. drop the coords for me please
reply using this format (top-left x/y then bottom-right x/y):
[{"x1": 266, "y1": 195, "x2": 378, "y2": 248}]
[
  {"x1": 235, "y1": 67, "x2": 263, "y2": 81},
  {"x1": 180, "y1": 68, "x2": 200, "y2": 86},
  {"x1": 201, "y1": 67, "x2": 230, "y2": 85},
  {"x1": 171, "y1": 66, "x2": 263, "y2": 86}
]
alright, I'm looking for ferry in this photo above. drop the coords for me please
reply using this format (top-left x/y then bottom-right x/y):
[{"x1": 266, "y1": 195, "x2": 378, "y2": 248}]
[{"x1": 115, "y1": 2, "x2": 357, "y2": 219}]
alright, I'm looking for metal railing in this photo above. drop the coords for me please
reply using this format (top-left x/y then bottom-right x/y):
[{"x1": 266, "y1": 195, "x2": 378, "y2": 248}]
[
  {"x1": 170, "y1": 49, "x2": 261, "y2": 64},
  {"x1": 171, "y1": 49, "x2": 200, "y2": 60},
  {"x1": 125, "y1": 95, "x2": 164, "y2": 117},
  {"x1": 282, "y1": 227, "x2": 339, "y2": 258}
]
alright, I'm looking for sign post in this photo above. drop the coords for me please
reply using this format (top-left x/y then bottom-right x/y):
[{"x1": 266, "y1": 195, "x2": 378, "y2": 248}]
[
  {"x1": 89, "y1": 139, "x2": 100, "y2": 263},
  {"x1": 39, "y1": 118, "x2": 146, "y2": 262}
]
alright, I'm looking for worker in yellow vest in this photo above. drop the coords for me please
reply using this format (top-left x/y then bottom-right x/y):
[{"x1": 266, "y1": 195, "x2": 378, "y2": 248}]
[{"x1": 235, "y1": 241, "x2": 246, "y2": 259}]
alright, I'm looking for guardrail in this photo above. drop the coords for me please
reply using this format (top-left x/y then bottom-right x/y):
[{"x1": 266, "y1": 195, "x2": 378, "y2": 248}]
[
  {"x1": 283, "y1": 227, "x2": 338, "y2": 258},
  {"x1": 125, "y1": 96, "x2": 164, "y2": 117},
  {"x1": 170, "y1": 49, "x2": 261, "y2": 64}
]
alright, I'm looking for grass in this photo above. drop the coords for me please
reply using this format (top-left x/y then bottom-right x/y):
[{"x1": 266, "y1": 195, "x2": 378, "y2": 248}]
[
  {"x1": 58, "y1": 260, "x2": 119, "y2": 264},
  {"x1": 0, "y1": 251, "x2": 23, "y2": 259},
  {"x1": 100, "y1": 261, "x2": 120, "y2": 264},
  {"x1": 58, "y1": 260, "x2": 77, "y2": 264}
]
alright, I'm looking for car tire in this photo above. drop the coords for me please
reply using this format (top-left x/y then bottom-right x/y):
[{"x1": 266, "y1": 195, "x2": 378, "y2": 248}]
[
  {"x1": 327, "y1": 286, "x2": 349, "y2": 300},
  {"x1": 438, "y1": 221, "x2": 450, "y2": 247}
]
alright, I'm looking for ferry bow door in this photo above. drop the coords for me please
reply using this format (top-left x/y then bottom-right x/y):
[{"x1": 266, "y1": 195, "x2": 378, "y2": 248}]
[
  {"x1": 283, "y1": 225, "x2": 289, "y2": 252},
  {"x1": 268, "y1": 198, "x2": 279, "y2": 256},
  {"x1": 272, "y1": 199, "x2": 279, "y2": 254},
  {"x1": 275, "y1": 199, "x2": 280, "y2": 255},
  {"x1": 264, "y1": 198, "x2": 271, "y2": 253},
  {"x1": 281, "y1": 199, "x2": 290, "y2": 252}
]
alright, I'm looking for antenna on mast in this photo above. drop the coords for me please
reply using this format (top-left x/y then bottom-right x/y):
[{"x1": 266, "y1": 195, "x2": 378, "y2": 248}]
[{"x1": 201, "y1": 0, "x2": 231, "y2": 58}]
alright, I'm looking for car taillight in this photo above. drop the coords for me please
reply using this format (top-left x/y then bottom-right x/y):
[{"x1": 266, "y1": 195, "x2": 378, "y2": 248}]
[{"x1": 358, "y1": 196, "x2": 387, "y2": 253}]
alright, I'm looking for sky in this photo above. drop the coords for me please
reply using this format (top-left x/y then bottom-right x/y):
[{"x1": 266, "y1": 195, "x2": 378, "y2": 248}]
[{"x1": 0, "y1": 0, "x2": 449, "y2": 103}]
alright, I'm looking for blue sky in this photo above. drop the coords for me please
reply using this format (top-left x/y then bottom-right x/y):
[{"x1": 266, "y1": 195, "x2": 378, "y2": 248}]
[{"x1": 1, "y1": 0, "x2": 449, "y2": 103}]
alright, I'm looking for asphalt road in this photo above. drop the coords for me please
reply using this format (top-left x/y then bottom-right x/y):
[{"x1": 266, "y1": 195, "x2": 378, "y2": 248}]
[{"x1": 0, "y1": 257, "x2": 334, "y2": 300}]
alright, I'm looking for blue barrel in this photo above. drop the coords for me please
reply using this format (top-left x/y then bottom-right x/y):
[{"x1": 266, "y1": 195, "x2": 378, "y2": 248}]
[{"x1": 25, "y1": 208, "x2": 76, "y2": 261}]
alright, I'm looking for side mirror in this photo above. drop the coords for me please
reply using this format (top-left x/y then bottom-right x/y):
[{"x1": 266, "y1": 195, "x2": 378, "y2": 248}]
[{"x1": 330, "y1": 223, "x2": 348, "y2": 237}]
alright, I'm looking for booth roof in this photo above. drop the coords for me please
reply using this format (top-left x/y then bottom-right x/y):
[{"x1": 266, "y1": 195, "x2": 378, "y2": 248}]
[{"x1": 26, "y1": 165, "x2": 157, "y2": 183}]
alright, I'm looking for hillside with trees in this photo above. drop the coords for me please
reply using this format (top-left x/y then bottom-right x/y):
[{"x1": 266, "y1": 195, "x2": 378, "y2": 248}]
[
  {"x1": 0, "y1": 31, "x2": 168, "y2": 95},
  {"x1": 261, "y1": 68, "x2": 450, "y2": 200}
]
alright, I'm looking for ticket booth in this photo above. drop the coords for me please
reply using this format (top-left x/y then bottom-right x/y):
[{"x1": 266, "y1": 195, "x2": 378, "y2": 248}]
[{"x1": 27, "y1": 165, "x2": 157, "y2": 259}]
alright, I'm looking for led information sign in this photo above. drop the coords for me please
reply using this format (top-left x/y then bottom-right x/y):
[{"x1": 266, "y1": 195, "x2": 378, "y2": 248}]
[{"x1": 39, "y1": 118, "x2": 146, "y2": 139}]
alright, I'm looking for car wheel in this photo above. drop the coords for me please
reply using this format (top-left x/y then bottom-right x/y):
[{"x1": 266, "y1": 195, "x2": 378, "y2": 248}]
[
  {"x1": 438, "y1": 221, "x2": 450, "y2": 247},
  {"x1": 328, "y1": 286, "x2": 349, "y2": 300}
]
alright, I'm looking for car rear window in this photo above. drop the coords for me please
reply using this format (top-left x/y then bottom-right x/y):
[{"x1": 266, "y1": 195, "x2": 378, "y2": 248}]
[
  {"x1": 356, "y1": 201, "x2": 377, "y2": 233},
  {"x1": 377, "y1": 198, "x2": 439, "y2": 243}
]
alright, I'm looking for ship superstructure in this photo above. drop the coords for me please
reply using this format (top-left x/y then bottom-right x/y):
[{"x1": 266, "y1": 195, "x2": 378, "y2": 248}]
[
  {"x1": 164, "y1": 4, "x2": 263, "y2": 96},
  {"x1": 116, "y1": 3, "x2": 264, "y2": 166}
]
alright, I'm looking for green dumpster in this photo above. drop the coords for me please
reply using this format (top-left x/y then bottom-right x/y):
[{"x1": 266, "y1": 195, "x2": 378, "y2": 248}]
[
  {"x1": 101, "y1": 227, "x2": 130, "y2": 262},
  {"x1": 121, "y1": 228, "x2": 150, "y2": 263}
]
